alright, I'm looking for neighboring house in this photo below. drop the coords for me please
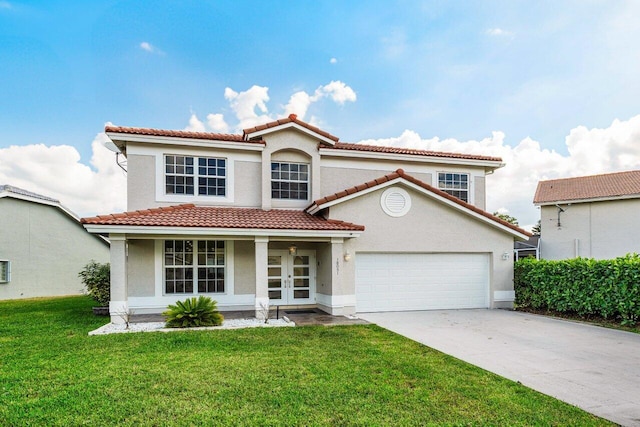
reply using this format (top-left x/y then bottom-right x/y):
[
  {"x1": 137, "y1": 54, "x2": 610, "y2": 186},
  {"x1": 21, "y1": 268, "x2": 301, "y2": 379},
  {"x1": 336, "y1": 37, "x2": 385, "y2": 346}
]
[
  {"x1": 0, "y1": 185, "x2": 110, "y2": 300},
  {"x1": 514, "y1": 235, "x2": 540, "y2": 260},
  {"x1": 82, "y1": 114, "x2": 530, "y2": 323},
  {"x1": 534, "y1": 170, "x2": 640, "y2": 260}
]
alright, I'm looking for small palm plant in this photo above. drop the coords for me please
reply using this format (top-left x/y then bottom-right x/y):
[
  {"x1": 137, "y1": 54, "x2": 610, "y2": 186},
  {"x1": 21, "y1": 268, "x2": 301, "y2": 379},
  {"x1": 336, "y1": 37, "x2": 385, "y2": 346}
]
[{"x1": 163, "y1": 296, "x2": 224, "y2": 328}]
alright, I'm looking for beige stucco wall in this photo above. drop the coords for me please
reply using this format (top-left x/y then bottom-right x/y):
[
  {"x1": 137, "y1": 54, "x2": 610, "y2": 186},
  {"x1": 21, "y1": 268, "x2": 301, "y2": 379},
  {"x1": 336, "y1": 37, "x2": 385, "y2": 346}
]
[
  {"x1": 127, "y1": 153, "x2": 262, "y2": 211},
  {"x1": 260, "y1": 129, "x2": 321, "y2": 210},
  {"x1": 320, "y1": 166, "x2": 432, "y2": 198},
  {"x1": 234, "y1": 240, "x2": 255, "y2": 295},
  {"x1": 0, "y1": 198, "x2": 110, "y2": 300},
  {"x1": 127, "y1": 154, "x2": 156, "y2": 211},
  {"x1": 540, "y1": 199, "x2": 640, "y2": 260},
  {"x1": 474, "y1": 176, "x2": 486, "y2": 210},
  {"x1": 328, "y1": 184, "x2": 516, "y2": 308},
  {"x1": 127, "y1": 239, "x2": 155, "y2": 297}
]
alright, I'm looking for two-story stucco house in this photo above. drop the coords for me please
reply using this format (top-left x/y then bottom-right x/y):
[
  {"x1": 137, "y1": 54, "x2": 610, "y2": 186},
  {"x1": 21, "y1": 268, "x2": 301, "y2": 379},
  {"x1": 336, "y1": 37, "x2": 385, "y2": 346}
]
[
  {"x1": 534, "y1": 170, "x2": 640, "y2": 260},
  {"x1": 82, "y1": 114, "x2": 529, "y2": 323}
]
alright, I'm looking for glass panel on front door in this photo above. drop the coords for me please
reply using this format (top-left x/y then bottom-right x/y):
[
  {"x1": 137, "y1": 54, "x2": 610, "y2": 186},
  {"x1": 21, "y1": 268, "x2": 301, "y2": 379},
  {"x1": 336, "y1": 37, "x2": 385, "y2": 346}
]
[{"x1": 267, "y1": 251, "x2": 314, "y2": 305}]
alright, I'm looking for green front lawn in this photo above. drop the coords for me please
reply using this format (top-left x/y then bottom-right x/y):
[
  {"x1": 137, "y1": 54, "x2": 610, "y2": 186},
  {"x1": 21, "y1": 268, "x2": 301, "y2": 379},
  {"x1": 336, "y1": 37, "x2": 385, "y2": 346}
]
[{"x1": 0, "y1": 296, "x2": 610, "y2": 426}]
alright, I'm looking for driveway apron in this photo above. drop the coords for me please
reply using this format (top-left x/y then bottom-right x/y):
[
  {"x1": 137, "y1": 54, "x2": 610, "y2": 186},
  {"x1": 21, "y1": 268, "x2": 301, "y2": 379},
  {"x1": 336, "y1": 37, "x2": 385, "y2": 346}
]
[{"x1": 358, "y1": 310, "x2": 640, "y2": 427}]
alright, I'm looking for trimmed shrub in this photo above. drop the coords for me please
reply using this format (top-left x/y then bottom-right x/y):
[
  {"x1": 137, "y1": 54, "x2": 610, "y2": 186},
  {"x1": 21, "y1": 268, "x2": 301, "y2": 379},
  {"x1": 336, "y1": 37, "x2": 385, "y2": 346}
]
[
  {"x1": 78, "y1": 261, "x2": 110, "y2": 307},
  {"x1": 163, "y1": 296, "x2": 224, "y2": 328},
  {"x1": 514, "y1": 254, "x2": 640, "y2": 324}
]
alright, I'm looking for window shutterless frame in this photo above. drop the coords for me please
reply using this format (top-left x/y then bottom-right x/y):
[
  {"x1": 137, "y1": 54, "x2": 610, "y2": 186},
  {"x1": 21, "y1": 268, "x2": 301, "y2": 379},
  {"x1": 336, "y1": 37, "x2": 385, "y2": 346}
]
[
  {"x1": 270, "y1": 161, "x2": 310, "y2": 200},
  {"x1": 163, "y1": 240, "x2": 225, "y2": 295},
  {"x1": 0, "y1": 260, "x2": 10, "y2": 283},
  {"x1": 437, "y1": 172, "x2": 469, "y2": 202},
  {"x1": 164, "y1": 155, "x2": 226, "y2": 197}
]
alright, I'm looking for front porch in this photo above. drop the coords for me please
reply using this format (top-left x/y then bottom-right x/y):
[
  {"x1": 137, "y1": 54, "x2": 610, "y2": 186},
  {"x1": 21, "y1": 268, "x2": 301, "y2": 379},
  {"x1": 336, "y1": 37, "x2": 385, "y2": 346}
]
[{"x1": 107, "y1": 233, "x2": 360, "y2": 324}]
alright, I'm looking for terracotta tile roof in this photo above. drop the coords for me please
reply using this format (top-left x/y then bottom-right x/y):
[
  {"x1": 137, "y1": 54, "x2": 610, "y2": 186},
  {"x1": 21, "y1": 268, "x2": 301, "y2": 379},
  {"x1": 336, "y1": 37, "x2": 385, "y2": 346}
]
[
  {"x1": 81, "y1": 204, "x2": 364, "y2": 231},
  {"x1": 308, "y1": 169, "x2": 530, "y2": 237},
  {"x1": 243, "y1": 114, "x2": 340, "y2": 143},
  {"x1": 325, "y1": 142, "x2": 503, "y2": 162},
  {"x1": 534, "y1": 170, "x2": 640, "y2": 204},
  {"x1": 105, "y1": 125, "x2": 263, "y2": 144}
]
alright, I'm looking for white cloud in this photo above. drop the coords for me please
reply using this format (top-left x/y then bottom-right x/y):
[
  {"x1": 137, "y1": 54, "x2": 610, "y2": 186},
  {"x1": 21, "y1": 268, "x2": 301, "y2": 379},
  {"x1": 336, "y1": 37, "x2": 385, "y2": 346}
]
[
  {"x1": 356, "y1": 114, "x2": 640, "y2": 231},
  {"x1": 0, "y1": 133, "x2": 127, "y2": 217},
  {"x1": 139, "y1": 41, "x2": 164, "y2": 55},
  {"x1": 206, "y1": 113, "x2": 229, "y2": 133},
  {"x1": 330, "y1": 57, "x2": 337, "y2": 64},
  {"x1": 320, "y1": 80, "x2": 357, "y2": 105},
  {"x1": 190, "y1": 81, "x2": 357, "y2": 133},
  {"x1": 486, "y1": 28, "x2": 513, "y2": 37},
  {"x1": 224, "y1": 85, "x2": 271, "y2": 130},
  {"x1": 184, "y1": 113, "x2": 206, "y2": 132}
]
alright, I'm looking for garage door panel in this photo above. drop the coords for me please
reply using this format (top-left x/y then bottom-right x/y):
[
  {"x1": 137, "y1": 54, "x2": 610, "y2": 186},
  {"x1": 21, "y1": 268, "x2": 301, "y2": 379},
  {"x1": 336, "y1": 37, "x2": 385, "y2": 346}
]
[{"x1": 356, "y1": 253, "x2": 489, "y2": 312}]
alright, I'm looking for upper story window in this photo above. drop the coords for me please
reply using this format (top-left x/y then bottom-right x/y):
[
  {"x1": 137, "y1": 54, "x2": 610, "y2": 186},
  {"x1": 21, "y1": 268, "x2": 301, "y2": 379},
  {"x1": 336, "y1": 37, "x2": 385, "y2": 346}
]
[
  {"x1": 271, "y1": 161, "x2": 309, "y2": 200},
  {"x1": 438, "y1": 172, "x2": 469, "y2": 202},
  {"x1": 165, "y1": 155, "x2": 226, "y2": 196}
]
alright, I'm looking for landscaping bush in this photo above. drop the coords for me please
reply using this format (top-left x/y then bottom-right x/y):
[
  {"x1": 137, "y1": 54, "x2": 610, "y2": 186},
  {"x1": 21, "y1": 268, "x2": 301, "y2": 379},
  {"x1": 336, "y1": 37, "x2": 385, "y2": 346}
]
[
  {"x1": 163, "y1": 296, "x2": 224, "y2": 328},
  {"x1": 78, "y1": 261, "x2": 110, "y2": 307},
  {"x1": 514, "y1": 254, "x2": 640, "y2": 324}
]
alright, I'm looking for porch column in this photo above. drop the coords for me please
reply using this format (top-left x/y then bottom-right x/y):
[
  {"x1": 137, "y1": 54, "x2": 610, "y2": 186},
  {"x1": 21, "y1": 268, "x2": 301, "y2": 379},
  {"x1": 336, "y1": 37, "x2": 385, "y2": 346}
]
[
  {"x1": 331, "y1": 237, "x2": 344, "y2": 297},
  {"x1": 254, "y1": 237, "x2": 269, "y2": 320},
  {"x1": 109, "y1": 234, "x2": 128, "y2": 324}
]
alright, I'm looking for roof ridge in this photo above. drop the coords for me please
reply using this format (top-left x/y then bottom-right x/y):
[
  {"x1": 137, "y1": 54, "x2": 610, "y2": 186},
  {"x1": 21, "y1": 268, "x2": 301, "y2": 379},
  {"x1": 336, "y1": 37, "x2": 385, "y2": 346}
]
[
  {"x1": 539, "y1": 169, "x2": 640, "y2": 184},
  {"x1": 0, "y1": 184, "x2": 60, "y2": 203},
  {"x1": 243, "y1": 114, "x2": 340, "y2": 143},
  {"x1": 105, "y1": 125, "x2": 263, "y2": 144},
  {"x1": 329, "y1": 142, "x2": 503, "y2": 162}
]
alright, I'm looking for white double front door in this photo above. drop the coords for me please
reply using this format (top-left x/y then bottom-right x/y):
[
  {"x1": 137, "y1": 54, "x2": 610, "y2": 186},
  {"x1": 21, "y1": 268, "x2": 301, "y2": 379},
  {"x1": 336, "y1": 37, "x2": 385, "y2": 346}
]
[{"x1": 267, "y1": 250, "x2": 315, "y2": 305}]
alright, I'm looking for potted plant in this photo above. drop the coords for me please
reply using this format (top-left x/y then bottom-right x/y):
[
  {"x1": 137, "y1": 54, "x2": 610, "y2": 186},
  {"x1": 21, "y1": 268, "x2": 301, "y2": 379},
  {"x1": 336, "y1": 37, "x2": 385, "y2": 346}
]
[{"x1": 79, "y1": 261, "x2": 110, "y2": 316}]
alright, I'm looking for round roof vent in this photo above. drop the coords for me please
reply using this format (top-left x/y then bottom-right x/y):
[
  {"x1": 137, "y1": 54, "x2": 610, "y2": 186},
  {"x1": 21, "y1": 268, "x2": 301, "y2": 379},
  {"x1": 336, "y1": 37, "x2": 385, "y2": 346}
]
[{"x1": 381, "y1": 187, "x2": 411, "y2": 217}]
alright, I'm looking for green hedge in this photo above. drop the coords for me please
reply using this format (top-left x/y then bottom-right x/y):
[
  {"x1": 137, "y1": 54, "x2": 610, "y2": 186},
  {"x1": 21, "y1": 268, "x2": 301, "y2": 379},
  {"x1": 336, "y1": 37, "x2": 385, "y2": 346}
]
[{"x1": 514, "y1": 254, "x2": 640, "y2": 324}]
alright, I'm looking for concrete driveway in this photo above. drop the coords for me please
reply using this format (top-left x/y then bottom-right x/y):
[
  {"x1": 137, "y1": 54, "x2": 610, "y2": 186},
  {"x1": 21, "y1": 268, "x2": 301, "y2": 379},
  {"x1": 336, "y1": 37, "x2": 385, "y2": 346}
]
[{"x1": 358, "y1": 310, "x2": 640, "y2": 427}]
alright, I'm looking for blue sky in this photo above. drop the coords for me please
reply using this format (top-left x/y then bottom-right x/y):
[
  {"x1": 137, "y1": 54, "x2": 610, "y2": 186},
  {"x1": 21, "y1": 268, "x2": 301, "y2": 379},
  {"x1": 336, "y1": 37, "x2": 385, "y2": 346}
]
[{"x1": 1, "y1": 1, "x2": 640, "y2": 225}]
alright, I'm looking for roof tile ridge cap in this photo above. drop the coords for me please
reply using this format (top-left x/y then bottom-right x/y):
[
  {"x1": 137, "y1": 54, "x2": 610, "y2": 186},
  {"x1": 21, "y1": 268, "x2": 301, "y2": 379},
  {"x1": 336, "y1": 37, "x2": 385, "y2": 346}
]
[{"x1": 331, "y1": 142, "x2": 502, "y2": 161}]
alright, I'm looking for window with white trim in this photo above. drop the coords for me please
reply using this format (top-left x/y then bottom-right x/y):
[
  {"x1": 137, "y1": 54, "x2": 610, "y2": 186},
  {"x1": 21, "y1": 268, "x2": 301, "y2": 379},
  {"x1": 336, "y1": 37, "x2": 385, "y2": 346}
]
[
  {"x1": 165, "y1": 155, "x2": 226, "y2": 196},
  {"x1": 0, "y1": 260, "x2": 10, "y2": 283},
  {"x1": 437, "y1": 172, "x2": 469, "y2": 202},
  {"x1": 271, "y1": 161, "x2": 309, "y2": 200},
  {"x1": 164, "y1": 240, "x2": 225, "y2": 294}
]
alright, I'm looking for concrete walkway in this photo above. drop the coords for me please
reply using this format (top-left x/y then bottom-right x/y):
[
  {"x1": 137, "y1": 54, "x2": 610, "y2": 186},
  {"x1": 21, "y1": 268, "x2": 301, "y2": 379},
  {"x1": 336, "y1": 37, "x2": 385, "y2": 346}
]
[{"x1": 358, "y1": 309, "x2": 640, "y2": 427}]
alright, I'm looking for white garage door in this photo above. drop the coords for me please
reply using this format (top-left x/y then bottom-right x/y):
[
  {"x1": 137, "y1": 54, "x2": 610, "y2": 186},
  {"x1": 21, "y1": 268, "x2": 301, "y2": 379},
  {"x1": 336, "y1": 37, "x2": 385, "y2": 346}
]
[{"x1": 356, "y1": 253, "x2": 489, "y2": 312}]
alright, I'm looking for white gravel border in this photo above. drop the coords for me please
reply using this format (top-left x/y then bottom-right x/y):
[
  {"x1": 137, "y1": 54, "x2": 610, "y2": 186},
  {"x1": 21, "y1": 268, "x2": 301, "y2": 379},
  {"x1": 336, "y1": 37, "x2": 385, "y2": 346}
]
[{"x1": 89, "y1": 317, "x2": 294, "y2": 336}]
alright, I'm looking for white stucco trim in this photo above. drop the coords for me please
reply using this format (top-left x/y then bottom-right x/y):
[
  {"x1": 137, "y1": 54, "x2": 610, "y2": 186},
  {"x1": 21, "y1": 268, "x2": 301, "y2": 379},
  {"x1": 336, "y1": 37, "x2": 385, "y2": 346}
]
[
  {"x1": 319, "y1": 147, "x2": 504, "y2": 170},
  {"x1": 84, "y1": 225, "x2": 363, "y2": 238},
  {"x1": 316, "y1": 293, "x2": 356, "y2": 308},
  {"x1": 493, "y1": 290, "x2": 515, "y2": 302},
  {"x1": 245, "y1": 122, "x2": 337, "y2": 146},
  {"x1": 107, "y1": 132, "x2": 265, "y2": 152}
]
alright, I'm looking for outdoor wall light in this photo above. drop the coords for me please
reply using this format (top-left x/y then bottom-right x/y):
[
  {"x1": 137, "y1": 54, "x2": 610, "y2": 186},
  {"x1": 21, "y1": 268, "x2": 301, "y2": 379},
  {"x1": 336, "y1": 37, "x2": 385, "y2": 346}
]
[
  {"x1": 288, "y1": 245, "x2": 297, "y2": 255},
  {"x1": 343, "y1": 252, "x2": 352, "y2": 262},
  {"x1": 502, "y1": 252, "x2": 510, "y2": 261}
]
